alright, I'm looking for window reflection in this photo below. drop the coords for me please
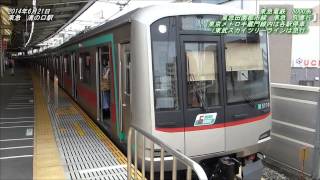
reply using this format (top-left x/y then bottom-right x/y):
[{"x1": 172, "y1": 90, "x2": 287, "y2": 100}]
[{"x1": 185, "y1": 42, "x2": 220, "y2": 108}]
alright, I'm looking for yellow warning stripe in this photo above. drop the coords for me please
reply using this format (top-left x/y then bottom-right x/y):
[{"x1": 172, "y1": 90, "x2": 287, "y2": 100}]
[
  {"x1": 73, "y1": 122, "x2": 86, "y2": 137},
  {"x1": 61, "y1": 89, "x2": 145, "y2": 179},
  {"x1": 32, "y1": 72, "x2": 66, "y2": 180}
]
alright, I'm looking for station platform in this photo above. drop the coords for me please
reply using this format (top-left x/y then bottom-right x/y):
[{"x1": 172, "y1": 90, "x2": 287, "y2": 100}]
[
  {"x1": 0, "y1": 66, "x2": 34, "y2": 180},
  {"x1": 0, "y1": 66, "x2": 142, "y2": 180}
]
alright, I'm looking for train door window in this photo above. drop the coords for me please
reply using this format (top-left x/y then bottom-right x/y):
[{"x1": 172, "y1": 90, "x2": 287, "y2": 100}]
[
  {"x1": 119, "y1": 43, "x2": 130, "y2": 135},
  {"x1": 52, "y1": 57, "x2": 54, "y2": 72},
  {"x1": 100, "y1": 46, "x2": 112, "y2": 121},
  {"x1": 120, "y1": 43, "x2": 131, "y2": 94},
  {"x1": 55, "y1": 57, "x2": 59, "y2": 75},
  {"x1": 126, "y1": 52, "x2": 130, "y2": 94},
  {"x1": 66, "y1": 55, "x2": 72, "y2": 75},
  {"x1": 184, "y1": 42, "x2": 220, "y2": 108},
  {"x1": 55, "y1": 57, "x2": 57, "y2": 74},
  {"x1": 64, "y1": 56, "x2": 67, "y2": 73},
  {"x1": 79, "y1": 55, "x2": 83, "y2": 80}
]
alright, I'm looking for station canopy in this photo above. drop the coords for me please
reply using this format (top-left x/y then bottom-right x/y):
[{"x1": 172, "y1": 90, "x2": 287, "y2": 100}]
[
  {"x1": 0, "y1": 0, "x2": 174, "y2": 53},
  {"x1": 39, "y1": 0, "x2": 173, "y2": 51},
  {"x1": 0, "y1": 0, "x2": 97, "y2": 51}
]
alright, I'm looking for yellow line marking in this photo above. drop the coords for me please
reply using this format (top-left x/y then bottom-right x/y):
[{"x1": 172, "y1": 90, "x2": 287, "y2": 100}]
[
  {"x1": 73, "y1": 122, "x2": 86, "y2": 137},
  {"x1": 32, "y1": 72, "x2": 66, "y2": 180}
]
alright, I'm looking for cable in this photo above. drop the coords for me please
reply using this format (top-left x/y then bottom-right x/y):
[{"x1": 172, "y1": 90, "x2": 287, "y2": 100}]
[
  {"x1": 105, "y1": 0, "x2": 131, "y2": 21},
  {"x1": 25, "y1": 0, "x2": 36, "y2": 47}
]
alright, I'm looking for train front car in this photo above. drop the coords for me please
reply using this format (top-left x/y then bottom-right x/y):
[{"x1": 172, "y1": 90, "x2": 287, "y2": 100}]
[{"x1": 130, "y1": 3, "x2": 271, "y2": 179}]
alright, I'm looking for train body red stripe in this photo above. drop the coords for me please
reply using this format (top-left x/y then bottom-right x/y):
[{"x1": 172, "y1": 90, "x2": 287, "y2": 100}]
[{"x1": 155, "y1": 112, "x2": 271, "y2": 133}]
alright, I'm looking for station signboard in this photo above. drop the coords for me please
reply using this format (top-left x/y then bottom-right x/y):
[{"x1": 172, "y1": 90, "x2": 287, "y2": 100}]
[{"x1": 291, "y1": 26, "x2": 320, "y2": 68}]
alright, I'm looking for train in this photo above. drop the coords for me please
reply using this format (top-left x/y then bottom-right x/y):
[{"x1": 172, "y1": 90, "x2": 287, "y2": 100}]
[{"x1": 29, "y1": 3, "x2": 271, "y2": 179}]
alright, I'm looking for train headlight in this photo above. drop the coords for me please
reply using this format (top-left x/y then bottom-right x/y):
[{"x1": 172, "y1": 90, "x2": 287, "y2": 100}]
[{"x1": 158, "y1": 25, "x2": 167, "y2": 34}]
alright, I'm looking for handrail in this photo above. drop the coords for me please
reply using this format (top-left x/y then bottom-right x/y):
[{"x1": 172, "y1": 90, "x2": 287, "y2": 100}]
[{"x1": 127, "y1": 124, "x2": 208, "y2": 180}]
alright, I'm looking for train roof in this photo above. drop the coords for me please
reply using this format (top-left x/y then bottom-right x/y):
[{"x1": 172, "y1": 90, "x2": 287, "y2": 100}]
[
  {"x1": 132, "y1": 3, "x2": 247, "y2": 25},
  {"x1": 59, "y1": 3, "x2": 247, "y2": 50}
]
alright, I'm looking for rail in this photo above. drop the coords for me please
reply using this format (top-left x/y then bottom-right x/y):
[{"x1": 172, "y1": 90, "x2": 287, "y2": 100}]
[{"x1": 127, "y1": 125, "x2": 208, "y2": 180}]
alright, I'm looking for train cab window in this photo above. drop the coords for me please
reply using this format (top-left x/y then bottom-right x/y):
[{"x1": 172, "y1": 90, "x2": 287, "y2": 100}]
[
  {"x1": 225, "y1": 32, "x2": 269, "y2": 104},
  {"x1": 184, "y1": 42, "x2": 220, "y2": 108},
  {"x1": 151, "y1": 17, "x2": 179, "y2": 111}
]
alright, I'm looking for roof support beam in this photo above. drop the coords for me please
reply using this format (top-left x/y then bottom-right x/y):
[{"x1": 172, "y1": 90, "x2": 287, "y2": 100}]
[
  {"x1": 38, "y1": 0, "x2": 89, "y2": 7},
  {"x1": 0, "y1": 24, "x2": 13, "y2": 30},
  {"x1": 53, "y1": 5, "x2": 81, "y2": 12}
]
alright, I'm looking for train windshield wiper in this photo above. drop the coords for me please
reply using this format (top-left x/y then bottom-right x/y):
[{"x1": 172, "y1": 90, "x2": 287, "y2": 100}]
[
  {"x1": 230, "y1": 69, "x2": 257, "y2": 108},
  {"x1": 194, "y1": 83, "x2": 208, "y2": 112}
]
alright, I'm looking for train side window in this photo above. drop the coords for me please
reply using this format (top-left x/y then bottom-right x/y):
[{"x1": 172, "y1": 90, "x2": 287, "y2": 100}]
[
  {"x1": 79, "y1": 52, "x2": 91, "y2": 83},
  {"x1": 64, "y1": 55, "x2": 71, "y2": 75}
]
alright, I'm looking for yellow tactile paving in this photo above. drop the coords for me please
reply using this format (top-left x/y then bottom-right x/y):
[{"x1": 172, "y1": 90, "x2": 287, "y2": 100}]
[
  {"x1": 32, "y1": 72, "x2": 66, "y2": 180},
  {"x1": 63, "y1": 89, "x2": 145, "y2": 179},
  {"x1": 55, "y1": 106, "x2": 78, "y2": 116},
  {"x1": 33, "y1": 71, "x2": 145, "y2": 179},
  {"x1": 73, "y1": 122, "x2": 86, "y2": 137}
]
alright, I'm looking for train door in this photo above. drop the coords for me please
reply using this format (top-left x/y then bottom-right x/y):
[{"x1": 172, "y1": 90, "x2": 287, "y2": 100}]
[
  {"x1": 180, "y1": 35, "x2": 225, "y2": 156},
  {"x1": 98, "y1": 46, "x2": 112, "y2": 126},
  {"x1": 119, "y1": 43, "x2": 131, "y2": 140}
]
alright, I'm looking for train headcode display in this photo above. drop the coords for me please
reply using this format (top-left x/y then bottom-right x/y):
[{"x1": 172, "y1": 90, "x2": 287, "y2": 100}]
[{"x1": 207, "y1": 8, "x2": 314, "y2": 34}]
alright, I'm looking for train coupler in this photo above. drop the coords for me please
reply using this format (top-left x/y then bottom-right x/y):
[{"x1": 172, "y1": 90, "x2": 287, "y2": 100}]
[
  {"x1": 210, "y1": 157, "x2": 241, "y2": 180},
  {"x1": 241, "y1": 152, "x2": 265, "y2": 180}
]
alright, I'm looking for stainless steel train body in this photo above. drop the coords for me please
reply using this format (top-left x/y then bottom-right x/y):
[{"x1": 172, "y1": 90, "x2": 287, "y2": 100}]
[{"x1": 33, "y1": 3, "x2": 272, "y2": 177}]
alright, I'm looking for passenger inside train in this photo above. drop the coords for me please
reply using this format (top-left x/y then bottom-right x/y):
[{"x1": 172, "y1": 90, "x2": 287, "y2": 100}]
[{"x1": 101, "y1": 56, "x2": 111, "y2": 120}]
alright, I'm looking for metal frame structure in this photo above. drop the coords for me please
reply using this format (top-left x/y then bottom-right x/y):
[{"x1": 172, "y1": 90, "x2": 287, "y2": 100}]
[
  {"x1": 263, "y1": 83, "x2": 320, "y2": 179},
  {"x1": 127, "y1": 124, "x2": 208, "y2": 180}
]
